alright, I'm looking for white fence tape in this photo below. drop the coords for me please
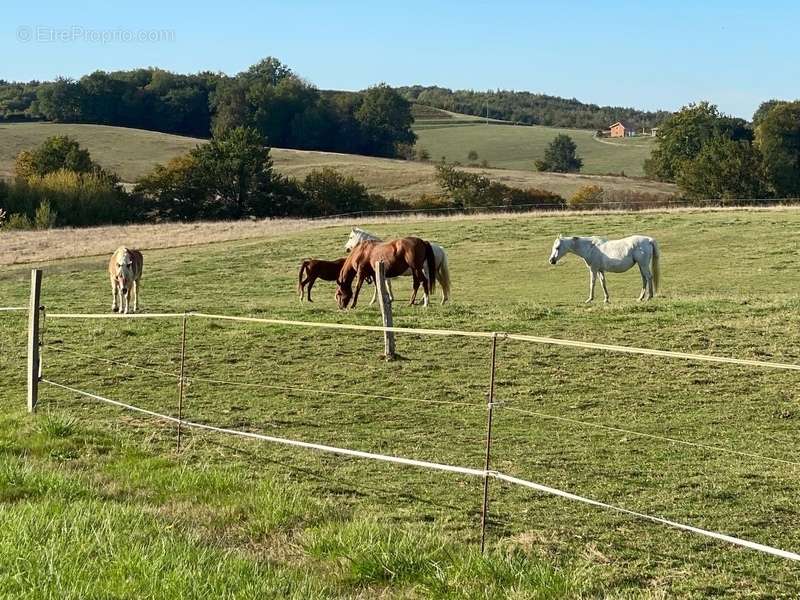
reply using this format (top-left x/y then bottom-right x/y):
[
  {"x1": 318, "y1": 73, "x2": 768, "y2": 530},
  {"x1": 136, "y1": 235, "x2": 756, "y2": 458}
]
[
  {"x1": 0, "y1": 307, "x2": 27, "y2": 312},
  {"x1": 42, "y1": 378, "x2": 800, "y2": 562},
  {"x1": 43, "y1": 310, "x2": 800, "y2": 372}
]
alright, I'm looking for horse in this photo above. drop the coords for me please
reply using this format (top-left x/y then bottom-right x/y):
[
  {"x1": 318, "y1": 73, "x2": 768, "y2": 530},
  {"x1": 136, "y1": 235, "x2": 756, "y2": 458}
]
[
  {"x1": 298, "y1": 258, "x2": 347, "y2": 302},
  {"x1": 548, "y1": 234, "x2": 660, "y2": 303},
  {"x1": 344, "y1": 228, "x2": 451, "y2": 304},
  {"x1": 336, "y1": 237, "x2": 436, "y2": 309},
  {"x1": 108, "y1": 246, "x2": 143, "y2": 313}
]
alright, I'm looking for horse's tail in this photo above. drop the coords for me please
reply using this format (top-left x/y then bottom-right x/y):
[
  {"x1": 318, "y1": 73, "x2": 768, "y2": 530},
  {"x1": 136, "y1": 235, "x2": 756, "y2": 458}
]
[
  {"x1": 437, "y1": 249, "x2": 451, "y2": 303},
  {"x1": 424, "y1": 241, "x2": 436, "y2": 294},
  {"x1": 651, "y1": 239, "x2": 660, "y2": 294},
  {"x1": 298, "y1": 260, "x2": 310, "y2": 298}
]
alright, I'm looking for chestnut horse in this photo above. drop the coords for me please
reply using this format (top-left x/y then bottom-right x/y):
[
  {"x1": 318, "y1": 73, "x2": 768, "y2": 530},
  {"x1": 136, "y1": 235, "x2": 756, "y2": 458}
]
[
  {"x1": 298, "y1": 258, "x2": 346, "y2": 302},
  {"x1": 336, "y1": 237, "x2": 436, "y2": 309}
]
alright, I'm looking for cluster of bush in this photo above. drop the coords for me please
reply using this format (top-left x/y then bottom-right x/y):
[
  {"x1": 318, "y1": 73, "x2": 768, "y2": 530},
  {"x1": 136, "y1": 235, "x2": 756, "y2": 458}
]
[
  {"x1": 429, "y1": 164, "x2": 564, "y2": 210},
  {"x1": 0, "y1": 57, "x2": 416, "y2": 160},
  {"x1": 566, "y1": 185, "x2": 679, "y2": 211}
]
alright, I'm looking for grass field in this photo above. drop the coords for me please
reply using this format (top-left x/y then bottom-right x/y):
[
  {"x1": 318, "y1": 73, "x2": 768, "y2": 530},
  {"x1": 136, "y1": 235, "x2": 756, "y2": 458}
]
[
  {"x1": 2, "y1": 209, "x2": 800, "y2": 597},
  {"x1": 0, "y1": 122, "x2": 674, "y2": 201},
  {"x1": 413, "y1": 119, "x2": 655, "y2": 176}
]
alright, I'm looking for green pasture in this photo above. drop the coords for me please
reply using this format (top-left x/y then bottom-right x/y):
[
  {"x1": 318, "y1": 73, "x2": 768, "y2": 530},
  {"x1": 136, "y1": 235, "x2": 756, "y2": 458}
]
[
  {"x1": 413, "y1": 121, "x2": 655, "y2": 176},
  {"x1": 2, "y1": 209, "x2": 800, "y2": 597}
]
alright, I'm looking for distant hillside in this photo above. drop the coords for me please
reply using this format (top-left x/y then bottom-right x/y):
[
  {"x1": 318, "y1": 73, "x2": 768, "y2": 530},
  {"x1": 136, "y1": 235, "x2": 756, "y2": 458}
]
[
  {"x1": 399, "y1": 86, "x2": 671, "y2": 130},
  {"x1": 410, "y1": 105, "x2": 655, "y2": 176},
  {"x1": 0, "y1": 122, "x2": 676, "y2": 199}
]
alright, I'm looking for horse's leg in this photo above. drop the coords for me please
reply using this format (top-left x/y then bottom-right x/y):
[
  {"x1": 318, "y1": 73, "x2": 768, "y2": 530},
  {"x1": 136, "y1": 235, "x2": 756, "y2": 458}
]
[
  {"x1": 586, "y1": 270, "x2": 596, "y2": 303},
  {"x1": 111, "y1": 280, "x2": 118, "y2": 313},
  {"x1": 132, "y1": 280, "x2": 139, "y2": 313},
  {"x1": 422, "y1": 272, "x2": 430, "y2": 307},
  {"x1": 387, "y1": 279, "x2": 394, "y2": 302},
  {"x1": 597, "y1": 271, "x2": 610, "y2": 303},
  {"x1": 351, "y1": 272, "x2": 367, "y2": 309},
  {"x1": 638, "y1": 262, "x2": 653, "y2": 300},
  {"x1": 638, "y1": 268, "x2": 647, "y2": 301},
  {"x1": 410, "y1": 274, "x2": 421, "y2": 306},
  {"x1": 369, "y1": 278, "x2": 379, "y2": 306},
  {"x1": 306, "y1": 276, "x2": 316, "y2": 302}
]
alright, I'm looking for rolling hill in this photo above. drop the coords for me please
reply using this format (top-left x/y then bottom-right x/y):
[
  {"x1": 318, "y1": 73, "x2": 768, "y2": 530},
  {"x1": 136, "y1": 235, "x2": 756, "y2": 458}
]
[
  {"x1": 0, "y1": 122, "x2": 673, "y2": 200},
  {"x1": 412, "y1": 104, "x2": 655, "y2": 176}
]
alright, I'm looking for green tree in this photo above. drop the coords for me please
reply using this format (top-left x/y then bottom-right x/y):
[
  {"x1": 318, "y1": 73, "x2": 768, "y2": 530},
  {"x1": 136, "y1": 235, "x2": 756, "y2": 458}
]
[
  {"x1": 644, "y1": 102, "x2": 721, "y2": 181},
  {"x1": 301, "y1": 167, "x2": 375, "y2": 215},
  {"x1": 677, "y1": 137, "x2": 768, "y2": 200},
  {"x1": 242, "y1": 57, "x2": 294, "y2": 85},
  {"x1": 35, "y1": 78, "x2": 84, "y2": 121},
  {"x1": 355, "y1": 84, "x2": 416, "y2": 157},
  {"x1": 14, "y1": 136, "x2": 115, "y2": 182},
  {"x1": 191, "y1": 126, "x2": 276, "y2": 218},
  {"x1": 535, "y1": 134, "x2": 582, "y2": 173},
  {"x1": 756, "y1": 101, "x2": 800, "y2": 197},
  {"x1": 752, "y1": 100, "x2": 786, "y2": 128},
  {"x1": 133, "y1": 154, "x2": 206, "y2": 220}
]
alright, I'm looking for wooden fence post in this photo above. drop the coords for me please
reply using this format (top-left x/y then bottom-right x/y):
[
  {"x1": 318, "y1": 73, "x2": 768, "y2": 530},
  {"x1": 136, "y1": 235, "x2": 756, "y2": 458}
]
[
  {"x1": 374, "y1": 260, "x2": 396, "y2": 360},
  {"x1": 27, "y1": 269, "x2": 42, "y2": 413},
  {"x1": 479, "y1": 332, "x2": 499, "y2": 552}
]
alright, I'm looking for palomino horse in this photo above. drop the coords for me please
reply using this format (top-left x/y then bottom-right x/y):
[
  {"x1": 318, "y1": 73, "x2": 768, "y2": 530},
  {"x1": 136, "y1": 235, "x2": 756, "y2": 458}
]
[
  {"x1": 548, "y1": 234, "x2": 660, "y2": 303},
  {"x1": 109, "y1": 246, "x2": 143, "y2": 313},
  {"x1": 298, "y1": 258, "x2": 346, "y2": 302},
  {"x1": 336, "y1": 237, "x2": 436, "y2": 309},
  {"x1": 344, "y1": 228, "x2": 451, "y2": 304}
]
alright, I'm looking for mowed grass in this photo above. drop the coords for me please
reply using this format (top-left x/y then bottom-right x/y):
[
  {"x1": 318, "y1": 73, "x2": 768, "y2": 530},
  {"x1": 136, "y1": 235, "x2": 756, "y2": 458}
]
[
  {"x1": 414, "y1": 120, "x2": 656, "y2": 176},
  {"x1": 0, "y1": 122, "x2": 675, "y2": 200},
  {"x1": 3, "y1": 210, "x2": 800, "y2": 597}
]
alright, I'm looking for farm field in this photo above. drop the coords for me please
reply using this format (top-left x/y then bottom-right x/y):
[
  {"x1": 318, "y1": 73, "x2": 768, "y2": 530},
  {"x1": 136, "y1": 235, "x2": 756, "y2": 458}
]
[
  {"x1": 413, "y1": 119, "x2": 655, "y2": 176},
  {"x1": 0, "y1": 122, "x2": 674, "y2": 200},
  {"x1": 2, "y1": 209, "x2": 800, "y2": 597}
]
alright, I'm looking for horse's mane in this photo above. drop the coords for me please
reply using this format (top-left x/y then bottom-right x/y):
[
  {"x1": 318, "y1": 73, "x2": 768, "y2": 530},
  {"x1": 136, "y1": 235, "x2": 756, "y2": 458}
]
[{"x1": 352, "y1": 228, "x2": 381, "y2": 241}]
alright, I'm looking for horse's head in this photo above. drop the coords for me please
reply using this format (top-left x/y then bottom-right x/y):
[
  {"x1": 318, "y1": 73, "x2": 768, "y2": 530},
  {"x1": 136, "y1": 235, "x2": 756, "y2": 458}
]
[
  {"x1": 344, "y1": 227, "x2": 375, "y2": 253},
  {"x1": 549, "y1": 235, "x2": 572, "y2": 265},
  {"x1": 114, "y1": 250, "x2": 135, "y2": 293},
  {"x1": 335, "y1": 279, "x2": 353, "y2": 309},
  {"x1": 344, "y1": 228, "x2": 360, "y2": 253}
]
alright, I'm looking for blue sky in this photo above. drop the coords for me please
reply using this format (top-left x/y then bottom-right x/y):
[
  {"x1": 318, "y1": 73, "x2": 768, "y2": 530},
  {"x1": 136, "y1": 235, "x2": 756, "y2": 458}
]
[{"x1": 2, "y1": 1, "x2": 798, "y2": 118}]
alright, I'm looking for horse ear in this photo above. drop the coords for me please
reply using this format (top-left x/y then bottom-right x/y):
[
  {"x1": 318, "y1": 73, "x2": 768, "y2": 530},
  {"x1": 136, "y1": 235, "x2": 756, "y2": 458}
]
[{"x1": 557, "y1": 233, "x2": 563, "y2": 239}]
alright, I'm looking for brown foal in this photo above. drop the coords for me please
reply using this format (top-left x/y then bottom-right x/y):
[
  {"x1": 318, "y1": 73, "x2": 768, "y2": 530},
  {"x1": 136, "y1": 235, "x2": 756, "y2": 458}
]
[{"x1": 298, "y1": 258, "x2": 347, "y2": 302}]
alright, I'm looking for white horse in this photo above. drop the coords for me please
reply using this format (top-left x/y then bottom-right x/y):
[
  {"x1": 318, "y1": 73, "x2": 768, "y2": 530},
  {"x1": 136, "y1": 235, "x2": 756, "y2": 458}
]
[
  {"x1": 344, "y1": 228, "x2": 451, "y2": 304},
  {"x1": 548, "y1": 234, "x2": 660, "y2": 303}
]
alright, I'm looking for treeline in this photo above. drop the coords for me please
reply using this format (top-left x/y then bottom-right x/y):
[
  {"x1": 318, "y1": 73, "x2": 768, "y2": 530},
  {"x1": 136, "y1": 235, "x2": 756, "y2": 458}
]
[
  {"x1": 0, "y1": 57, "x2": 415, "y2": 158},
  {"x1": 645, "y1": 100, "x2": 800, "y2": 200},
  {"x1": 399, "y1": 85, "x2": 671, "y2": 130}
]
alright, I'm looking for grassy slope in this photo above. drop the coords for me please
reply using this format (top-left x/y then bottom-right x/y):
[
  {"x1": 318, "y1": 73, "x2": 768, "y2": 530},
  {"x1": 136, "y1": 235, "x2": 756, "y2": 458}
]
[
  {"x1": 0, "y1": 122, "x2": 674, "y2": 200},
  {"x1": 2, "y1": 209, "x2": 800, "y2": 597},
  {"x1": 413, "y1": 120, "x2": 655, "y2": 176}
]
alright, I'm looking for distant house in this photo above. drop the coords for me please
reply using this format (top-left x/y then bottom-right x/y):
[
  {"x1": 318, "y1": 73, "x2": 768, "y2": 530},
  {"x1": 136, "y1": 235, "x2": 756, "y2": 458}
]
[
  {"x1": 609, "y1": 121, "x2": 636, "y2": 138},
  {"x1": 650, "y1": 127, "x2": 660, "y2": 137}
]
